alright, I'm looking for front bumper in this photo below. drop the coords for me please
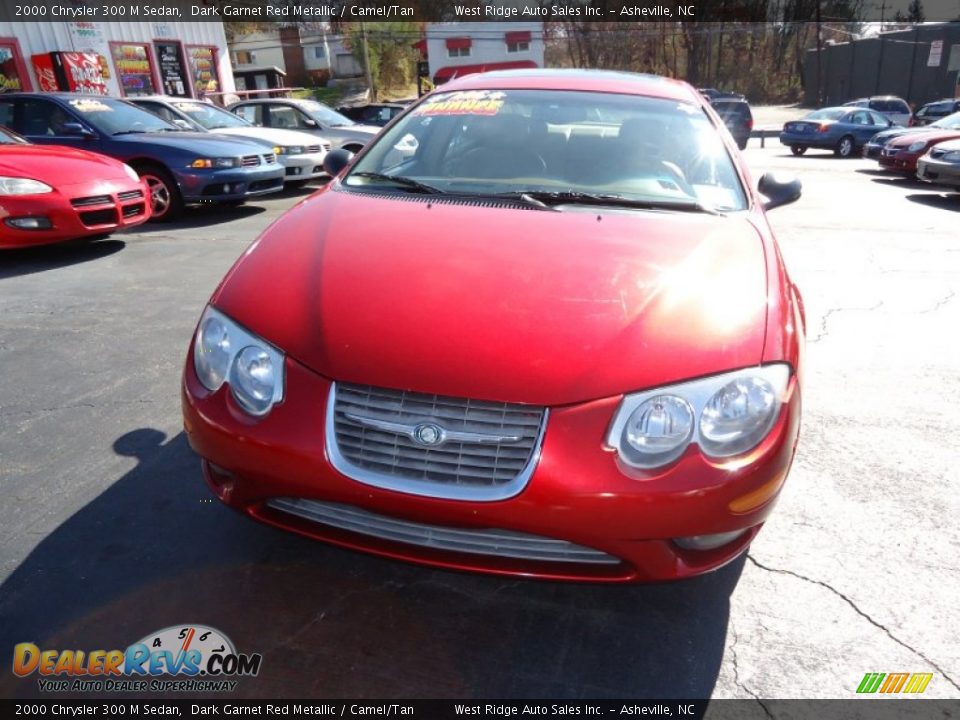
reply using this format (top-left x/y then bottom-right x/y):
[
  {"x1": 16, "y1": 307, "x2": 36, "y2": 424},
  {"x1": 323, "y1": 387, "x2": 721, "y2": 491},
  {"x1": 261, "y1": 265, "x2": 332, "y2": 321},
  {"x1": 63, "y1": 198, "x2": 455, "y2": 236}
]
[
  {"x1": 916, "y1": 157, "x2": 960, "y2": 187},
  {"x1": 279, "y1": 152, "x2": 327, "y2": 182},
  {"x1": 178, "y1": 165, "x2": 285, "y2": 202},
  {"x1": 182, "y1": 352, "x2": 802, "y2": 583},
  {"x1": 0, "y1": 178, "x2": 150, "y2": 250},
  {"x1": 863, "y1": 143, "x2": 884, "y2": 159},
  {"x1": 878, "y1": 151, "x2": 919, "y2": 174}
]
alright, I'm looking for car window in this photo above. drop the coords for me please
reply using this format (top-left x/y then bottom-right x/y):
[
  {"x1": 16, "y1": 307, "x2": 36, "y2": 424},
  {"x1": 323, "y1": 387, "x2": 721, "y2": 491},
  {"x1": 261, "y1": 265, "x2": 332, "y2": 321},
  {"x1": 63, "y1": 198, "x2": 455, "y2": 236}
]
[
  {"x1": 868, "y1": 111, "x2": 888, "y2": 126},
  {"x1": 267, "y1": 105, "x2": 313, "y2": 130},
  {"x1": 294, "y1": 100, "x2": 354, "y2": 127},
  {"x1": 20, "y1": 99, "x2": 80, "y2": 136},
  {"x1": 872, "y1": 99, "x2": 909, "y2": 113},
  {"x1": 346, "y1": 89, "x2": 748, "y2": 212},
  {"x1": 232, "y1": 104, "x2": 262, "y2": 125},
  {"x1": 0, "y1": 125, "x2": 28, "y2": 144},
  {"x1": 136, "y1": 101, "x2": 180, "y2": 126},
  {"x1": 933, "y1": 112, "x2": 960, "y2": 130},
  {"x1": 51, "y1": 97, "x2": 175, "y2": 135},
  {"x1": 171, "y1": 100, "x2": 250, "y2": 130},
  {"x1": 0, "y1": 100, "x2": 14, "y2": 129},
  {"x1": 807, "y1": 108, "x2": 847, "y2": 121}
]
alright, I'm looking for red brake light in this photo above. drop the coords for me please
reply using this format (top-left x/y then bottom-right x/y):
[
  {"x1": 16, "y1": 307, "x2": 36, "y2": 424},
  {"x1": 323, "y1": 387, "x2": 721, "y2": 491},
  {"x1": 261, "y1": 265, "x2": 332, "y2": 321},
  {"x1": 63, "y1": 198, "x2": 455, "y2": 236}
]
[
  {"x1": 746, "y1": 118, "x2": 754, "y2": 131},
  {"x1": 818, "y1": 123, "x2": 830, "y2": 133}
]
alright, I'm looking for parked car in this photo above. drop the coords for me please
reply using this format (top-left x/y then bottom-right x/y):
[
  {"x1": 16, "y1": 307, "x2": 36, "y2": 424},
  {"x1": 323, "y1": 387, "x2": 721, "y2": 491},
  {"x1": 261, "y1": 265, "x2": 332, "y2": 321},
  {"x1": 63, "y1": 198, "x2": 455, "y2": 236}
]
[
  {"x1": 710, "y1": 97, "x2": 753, "y2": 150},
  {"x1": 182, "y1": 69, "x2": 805, "y2": 583},
  {"x1": 913, "y1": 99, "x2": 960, "y2": 126},
  {"x1": 0, "y1": 94, "x2": 285, "y2": 222},
  {"x1": 335, "y1": 103, "x2": 407, "y2": 127},
  {"x1": 129, "y1": 96, "x2": 330, "y2": 187},
  {"x1": 227, "y1": 98, "x2": 379, "y2": 153},
  {"x1": 863, "y1": 111, "x2": 960, "y2": 159},
  {"x1": 878, "y1": 126, "x2": 960, "y2": 176},
  {"x1": 697, "y1": 88, "x2": 745, "y2": 101},
  {"x1": 780, "y1": 107, "x2": 892, "y2": 158},
  {"x1": 844, "y1": 96, "x2": 913, "y2": 126},
  {"x1": 0, "y1": 125, "x2": 149, "y2": 249},
  {"x1": 916, "y1": 138, "x2": 960, "y2": 188}
]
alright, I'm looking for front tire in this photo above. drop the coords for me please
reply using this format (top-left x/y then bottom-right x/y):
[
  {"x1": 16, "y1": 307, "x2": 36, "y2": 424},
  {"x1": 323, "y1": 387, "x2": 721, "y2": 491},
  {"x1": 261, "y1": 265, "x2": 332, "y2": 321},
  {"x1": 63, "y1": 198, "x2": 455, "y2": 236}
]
[
  {"x1": 135, "y1": 164, "x2": 183, "y2": 222},
  {"x1": 835, "y1": 135, "x2": 855, "y2": 159},
  {"x1": 791, "y1": 146, "x2": 807, "y2": 156}
]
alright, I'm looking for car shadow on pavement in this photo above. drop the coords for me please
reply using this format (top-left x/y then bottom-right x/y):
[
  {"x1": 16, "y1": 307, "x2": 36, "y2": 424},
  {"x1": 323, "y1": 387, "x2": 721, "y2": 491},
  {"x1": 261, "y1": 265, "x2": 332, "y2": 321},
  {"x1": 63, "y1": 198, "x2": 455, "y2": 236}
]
[
  {"x1": 0, "y1": 429, "x2": 742, "y2": 700},
  {"x1": 869, "y1": 176, "x2": 928, "y2": 188},
  {"x1": 0, "y1": 239, "x2": 125, "y2": 281},
  {"x1": 906, "y1": 192, "x2": 960, "y2": 211},
  {"x1": 854, "y1": 168, "x2": 891, "y2": 177},
  {"x1": 126, "y1": 204, "x2": 267, "y2": 234}
]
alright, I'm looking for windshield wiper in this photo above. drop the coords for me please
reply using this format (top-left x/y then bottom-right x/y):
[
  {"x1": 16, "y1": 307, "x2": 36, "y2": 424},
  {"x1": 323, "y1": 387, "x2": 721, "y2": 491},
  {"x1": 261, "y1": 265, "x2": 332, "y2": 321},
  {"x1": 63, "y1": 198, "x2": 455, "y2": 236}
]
[
  {"x1": 112, "y1": 129, "x2": 146, "y2": 136},
  {"x1": 495, "y1": 191, "x2": 724, "y2": 215},
  {"x1": 350, "y1": 172, "x2": 444, "y2": 195}
]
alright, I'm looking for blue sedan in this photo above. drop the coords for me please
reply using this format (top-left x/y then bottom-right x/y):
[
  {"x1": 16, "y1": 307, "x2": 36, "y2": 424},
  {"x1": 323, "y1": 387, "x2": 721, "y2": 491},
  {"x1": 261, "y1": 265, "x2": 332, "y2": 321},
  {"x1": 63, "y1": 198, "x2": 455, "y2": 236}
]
[
  {"x1": 780, "y1": 107, "x2": 893, "y2": 158},
  {"x1": 0, "y1": 93, "x2": 285, "y2": 221}
]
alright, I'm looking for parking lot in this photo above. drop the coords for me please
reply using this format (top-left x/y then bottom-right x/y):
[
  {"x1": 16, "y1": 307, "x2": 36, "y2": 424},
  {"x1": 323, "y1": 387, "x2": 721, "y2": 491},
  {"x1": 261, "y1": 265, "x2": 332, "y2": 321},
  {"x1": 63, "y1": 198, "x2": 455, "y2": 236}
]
[{"x1": 1, "y1": 141, "x2": 958, "y2": 700}]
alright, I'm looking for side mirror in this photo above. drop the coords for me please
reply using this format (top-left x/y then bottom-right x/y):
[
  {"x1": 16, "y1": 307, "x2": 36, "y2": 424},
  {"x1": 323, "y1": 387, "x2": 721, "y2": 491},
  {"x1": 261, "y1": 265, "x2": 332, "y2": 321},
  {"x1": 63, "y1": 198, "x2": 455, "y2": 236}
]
[
  {"x1": 323, "y1": 148, "x2": 354, "y2": 177},
  {"x1": 62, "y1": 122, "x2": 94, "y2": 138},
  {"x1": 304, "y1": 118, "x2": 318, "y2": 128},
  {"x1": 758, "y1": 172, "x2": 801, "y2": 211}
]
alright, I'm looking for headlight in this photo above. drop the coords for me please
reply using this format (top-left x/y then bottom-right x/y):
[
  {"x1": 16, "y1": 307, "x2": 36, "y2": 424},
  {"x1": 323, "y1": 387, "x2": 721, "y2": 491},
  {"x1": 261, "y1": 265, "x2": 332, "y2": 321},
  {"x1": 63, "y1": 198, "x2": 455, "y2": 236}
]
[
  {"x1": 192, "y1": 306, "x2": 285, "y2": 416},
  {"x1": 122, "y1": 164, "x2": 140, "y2": 181},
  {"x1": 941, "y1": 150, "x2": 960, "y2": 162},
  {"x1": 907, "y1": 141, "x2": 927, "y2": 152},
  {"x1": 189, "y1": 158, "x2": 239, "y2": 169},
  {"x1": 273, "y1": 146, "x2": 304, "y2": 155},
  {"x1": 0, "y1": 177, "x2": 53, "y2": 195},
  {"x1": 607, "y1": 364, "x2": 791, "y2": 469}
]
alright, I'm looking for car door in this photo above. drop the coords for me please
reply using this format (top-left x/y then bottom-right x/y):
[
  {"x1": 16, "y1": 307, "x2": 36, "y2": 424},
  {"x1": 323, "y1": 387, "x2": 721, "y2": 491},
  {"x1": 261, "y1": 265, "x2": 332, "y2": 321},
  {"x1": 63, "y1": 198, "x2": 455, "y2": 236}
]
[
  {"x1": 231, "y1": 103, "x2": 263, "y2": 127},
  {"x1": 17, "y1": 98, "x2": 102, "y2": 150},
  {"x1": 849, "y1": 111, "x2": 877, "y2": 143}
]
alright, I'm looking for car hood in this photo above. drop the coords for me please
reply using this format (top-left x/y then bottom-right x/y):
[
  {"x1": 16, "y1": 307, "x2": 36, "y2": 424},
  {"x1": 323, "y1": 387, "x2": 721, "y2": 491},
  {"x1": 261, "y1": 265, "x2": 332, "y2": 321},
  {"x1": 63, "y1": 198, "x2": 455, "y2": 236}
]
[
  {"x1": 114, "y1": 131, "x2": 269, "y2": 155},
  {"x1": 872, "y1": 127, "x2": 922, "y2": 142},
  {"x1": 928, "y1": 137, "x2": 960, "y2": 153},
  {"x1": 890, "y1": 129, "x2": 960, "y2": 148},
  {"x1": 211, "y1": 126, "x2": 321, "y2": 147},
  {"x1": 0, "y1": 144, "x2": 128, "y2": 183},
  {"x1": 213, "y1": 189, "x2": 771, "y2": 406},
  {"x1": 334, "y1": 124, "x2": 379, "y2": 136}
]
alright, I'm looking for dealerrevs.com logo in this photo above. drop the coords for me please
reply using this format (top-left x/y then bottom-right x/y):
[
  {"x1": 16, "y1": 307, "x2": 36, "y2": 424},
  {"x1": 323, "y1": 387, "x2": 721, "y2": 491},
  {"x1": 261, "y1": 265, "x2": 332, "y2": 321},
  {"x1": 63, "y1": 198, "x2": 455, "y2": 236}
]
[{"x1": 12, "y1": 624, "x2": 262, "y2": 692}]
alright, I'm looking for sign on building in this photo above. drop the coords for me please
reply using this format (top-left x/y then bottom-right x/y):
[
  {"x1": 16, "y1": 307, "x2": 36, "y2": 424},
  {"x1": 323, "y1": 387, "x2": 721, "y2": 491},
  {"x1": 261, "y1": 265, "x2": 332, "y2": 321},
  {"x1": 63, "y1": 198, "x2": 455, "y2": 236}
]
[{"x1": 927, "y1": 40, "x2": 943, "y2": 67}]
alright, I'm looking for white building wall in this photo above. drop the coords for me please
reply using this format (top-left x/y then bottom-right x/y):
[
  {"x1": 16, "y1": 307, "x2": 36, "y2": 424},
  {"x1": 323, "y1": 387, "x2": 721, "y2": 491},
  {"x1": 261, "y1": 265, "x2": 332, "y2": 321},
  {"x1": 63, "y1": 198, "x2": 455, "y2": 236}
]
[
  {"x1": 425, "y1": 22, "x2": 545, "y2": 80},
  {"x1": 227, "y1": 31, "x2": 285, "y2": 72},
  {"x1": 0, "y1": 21, "x2": 234, "y2": 96}
]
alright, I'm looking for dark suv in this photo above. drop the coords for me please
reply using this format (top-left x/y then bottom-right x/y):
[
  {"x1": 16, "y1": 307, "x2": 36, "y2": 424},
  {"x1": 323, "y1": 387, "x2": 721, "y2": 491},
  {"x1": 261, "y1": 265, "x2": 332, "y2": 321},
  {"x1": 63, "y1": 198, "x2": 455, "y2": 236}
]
[
  {"x1": 710, "y1": 97, "x2": 753, "y2": 150},
  {"x1": 914, "y1": 99, "x2": 960, "y2": 126}
]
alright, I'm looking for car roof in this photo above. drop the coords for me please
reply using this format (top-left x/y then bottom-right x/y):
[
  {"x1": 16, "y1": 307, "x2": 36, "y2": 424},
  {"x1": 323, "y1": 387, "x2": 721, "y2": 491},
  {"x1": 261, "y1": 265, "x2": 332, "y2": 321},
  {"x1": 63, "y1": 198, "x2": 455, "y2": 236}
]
[
  {"x1": 1, "y1": 92, "x2": 126, "y2": 101},
  {"x1": 435, "y1": 69, "x2": 701, "y2": 104}
]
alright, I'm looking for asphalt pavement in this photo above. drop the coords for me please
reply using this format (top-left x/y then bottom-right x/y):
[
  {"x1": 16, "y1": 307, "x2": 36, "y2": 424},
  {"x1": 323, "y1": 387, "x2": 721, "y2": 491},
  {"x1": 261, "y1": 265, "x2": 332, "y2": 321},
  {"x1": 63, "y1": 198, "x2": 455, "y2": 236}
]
[{"x1": 0, "y1": 145, "x2": 958, "y2": 701}]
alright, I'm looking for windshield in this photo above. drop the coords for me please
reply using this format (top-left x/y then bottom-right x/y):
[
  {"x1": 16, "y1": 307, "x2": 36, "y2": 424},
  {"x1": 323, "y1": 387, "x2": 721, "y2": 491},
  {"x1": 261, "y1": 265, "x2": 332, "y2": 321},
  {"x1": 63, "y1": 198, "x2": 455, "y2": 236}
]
[
  {"x1": 931, "y1": 112, "x2": 960, "y2": 130},
  {"x1": 66, "y1": 97, "x2": 177, "y2": 134},
  {"x1": 171, "y1": 101, "x2": 250, "y2": 130},
  {"x1": 345, "y1": 89, "x2": 748, "y2": 212},
  {"x1": 296, "y1": 100, "x2": 355, "y2": 127},
  {"x1": 0, "y1": 126, "x2": 28, "y2": 144},
  {"x1": 806, "y1": 108, "x2": 847, "y2": 121}
]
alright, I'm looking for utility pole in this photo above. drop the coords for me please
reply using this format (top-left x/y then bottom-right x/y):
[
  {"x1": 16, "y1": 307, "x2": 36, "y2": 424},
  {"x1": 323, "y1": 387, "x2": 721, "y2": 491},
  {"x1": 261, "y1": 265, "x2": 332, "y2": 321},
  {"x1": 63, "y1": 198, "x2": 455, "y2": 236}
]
[
  {"x1": 816, "y1": 2, "x2": 823, "y2": 106},
  {"x1": 360, "y1": 21, "x2": 375, "y2": 103}
]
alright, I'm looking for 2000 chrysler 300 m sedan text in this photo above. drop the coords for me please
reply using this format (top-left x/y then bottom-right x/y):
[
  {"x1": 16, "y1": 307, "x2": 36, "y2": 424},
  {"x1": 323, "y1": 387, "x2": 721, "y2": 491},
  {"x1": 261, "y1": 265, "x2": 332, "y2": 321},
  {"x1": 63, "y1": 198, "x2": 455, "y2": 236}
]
[{"x1": 182, "y1": 70, "x2": 806, "y2": 582}]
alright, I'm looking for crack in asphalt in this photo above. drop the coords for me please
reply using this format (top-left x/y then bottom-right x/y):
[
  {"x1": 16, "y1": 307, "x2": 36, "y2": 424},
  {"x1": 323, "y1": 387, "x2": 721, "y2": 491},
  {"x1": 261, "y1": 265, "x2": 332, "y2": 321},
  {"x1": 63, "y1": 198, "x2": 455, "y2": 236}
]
[
  {"x1": 0, "y1": 398, "x2": 158, "y2": 419},
  {"x1": 728, "y1": 626, "x2": 775, "y2": 717},
  {"x1": 808, "y1": 302, "x2": 884, "y2": 343},
  {"x1": 916, "y1": 290, "x2": 956, "y2": 314},
  {"x1": 747, "y1": 556, "x2": 960, "y2": 692}
]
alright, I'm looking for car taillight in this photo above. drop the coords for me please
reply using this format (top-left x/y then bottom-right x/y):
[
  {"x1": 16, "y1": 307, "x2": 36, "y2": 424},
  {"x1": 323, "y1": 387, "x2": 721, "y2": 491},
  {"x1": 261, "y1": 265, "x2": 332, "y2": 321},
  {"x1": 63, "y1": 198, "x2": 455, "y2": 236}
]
[
  {"x1": 746, "y1": 118, "x2": 754, "y2": 131},
  {"x1": 818, "y1": 124, "x2": 830, "y2": 133}
]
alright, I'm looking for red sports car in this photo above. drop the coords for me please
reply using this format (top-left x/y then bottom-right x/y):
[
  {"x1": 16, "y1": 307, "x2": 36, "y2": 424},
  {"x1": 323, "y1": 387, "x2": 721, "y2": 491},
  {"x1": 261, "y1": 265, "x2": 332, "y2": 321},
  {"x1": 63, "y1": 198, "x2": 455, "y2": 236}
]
[
  {"x1": 182, "y1": 70, "x2": 805, "y2": 582},
  {"x1": 0, "y1": 126, "x2": 149, "y2": 249},
  {"x1": 878, "y1": 127, "x2": 960, "y2": 175}
]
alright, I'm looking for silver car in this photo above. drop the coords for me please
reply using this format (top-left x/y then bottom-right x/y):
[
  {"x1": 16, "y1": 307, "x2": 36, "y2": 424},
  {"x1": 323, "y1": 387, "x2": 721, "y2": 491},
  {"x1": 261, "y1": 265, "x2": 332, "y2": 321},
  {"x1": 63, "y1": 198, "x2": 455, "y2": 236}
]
[
  {"x1": 844, "y1": 96, "x2": 913, "y2": 127},
  {"x1": 227, "y1": 98, "x2": 380, "y2": 153}
]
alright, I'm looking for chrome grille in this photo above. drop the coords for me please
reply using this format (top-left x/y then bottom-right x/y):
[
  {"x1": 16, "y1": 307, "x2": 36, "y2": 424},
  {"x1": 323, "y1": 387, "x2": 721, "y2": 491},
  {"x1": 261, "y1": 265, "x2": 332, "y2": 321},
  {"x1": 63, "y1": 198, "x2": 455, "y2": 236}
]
[
  {"x1": 306, "y1": 144, "x2": 322, "y2": 154},
  {"x1": 240, "y1": 155, "x2": 260, "y2": 167},
  {"x1": 321, "y1": 141, "x2": 332, "y2": 152},
  {"x1": 262, "y1": 152, "x2": 277, "y2": 164},
  {"x1": 267, "y1": 498, "x2": 620, "y2": 565},
  {"x1": 327, "y1": 383, "x2": 547, "y2": 501},
  {"x1": 117, "y1": 190, "x2": 144, "y2": 201},
  {"x1": 71, "y1": 195, "x2": 111, "y2": 207}
]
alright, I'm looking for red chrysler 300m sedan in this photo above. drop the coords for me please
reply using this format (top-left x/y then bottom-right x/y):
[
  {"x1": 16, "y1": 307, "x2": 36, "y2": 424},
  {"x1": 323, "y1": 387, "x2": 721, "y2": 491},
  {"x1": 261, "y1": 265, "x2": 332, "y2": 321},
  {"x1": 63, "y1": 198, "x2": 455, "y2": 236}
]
[
  {"x1": 0, "y1": 126, "x2": 149, "y2": 249},
  {"x1": 183, "y1": 70, "x2": 805, "y2": 582}
]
